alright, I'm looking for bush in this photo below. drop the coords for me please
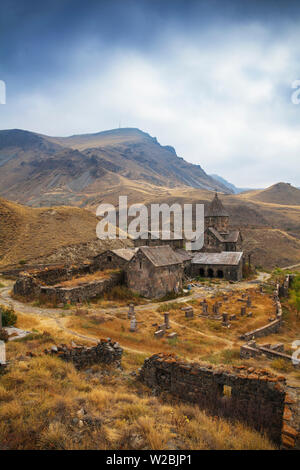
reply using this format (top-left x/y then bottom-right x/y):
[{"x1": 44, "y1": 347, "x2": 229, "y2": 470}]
[
  {"x1": 0, "y1": 305, "x2": 17, "y2": 327},
  {"x1": 271, "y1": 358, "x2": 293, "y2": 372},
  {"x1": 0, "y1": 328, "x2": 9, "y2": 342},
  {"x1": 18, "y1": 259, "x2": 27, "y2": 265},
  {"x1": 103, "y1": 286, "x2": 141, "y2": 301}
]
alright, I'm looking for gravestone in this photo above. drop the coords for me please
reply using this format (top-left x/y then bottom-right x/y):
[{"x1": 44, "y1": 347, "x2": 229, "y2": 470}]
[
  {"x1": 128, "y1": 303, "x2": 135, "y2": 319},
  {"x1": 167, "y1": 332, "x2": 177, "y2": 340},
  {"x1": 241, "y1": 306, "x2": 246, "y2": 316},
  {"x1": 185, "y1": 308, "x2": 194, "y2": 318},
  {"x1": 247, "y1": 297, "x2": 252, "y2": 308},
  {"x1": 154, "y1": 329, "x2": 165, "y2": 338},
  {"x1": 202, "y1": 303, "x2": 208, "y2": 315},
  {"x1": 222, "y1": 312, "x2": 229, "y2": 325},
  {"x1": 213, "y1": 303, "x2": 219, "y2": 315},
  {"x1": 164, "y1": 312, "x2": 170, "y2": 329},
  {"x1": 130, "y1": 316, "x2": 137, "y2": 332},
  {"x1": 0, "y1": 340, "x2": 6, "y2": 365}
]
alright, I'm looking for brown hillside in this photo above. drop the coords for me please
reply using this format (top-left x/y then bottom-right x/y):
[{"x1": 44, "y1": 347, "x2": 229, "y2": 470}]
[
  {"x1": 244, "y1": 183, "x2": 300, "y2": 205},
  {"x1": 0, "y1": 197, "x2": 131, "y2": 267}
]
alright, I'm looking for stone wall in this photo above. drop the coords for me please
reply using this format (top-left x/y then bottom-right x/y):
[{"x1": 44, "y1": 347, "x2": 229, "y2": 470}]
[
  {"x1": 39, "y1": 273, "x2": 122, "y2": 304},
  {"x1": 93, "y1": 252, "x2": 129, "y2": 271},
  {"x1": 44, "y1": 338, "x2": 123, "y2": 369},
  {"x1": 190, "y1": 262, "x2": 242, "y2": 282},
  {"x1": 13, "y1": 266, "x2": 122, "y2": 303},
  {"x1": 240, "y1": 341, "x2": 299, "y2": 366},
  {"x1": 139, "y1": 353, "x2": 288, "y2": 446},
  {"x1": 126, "y1": 252, "x2": 183, "y2": 299}
]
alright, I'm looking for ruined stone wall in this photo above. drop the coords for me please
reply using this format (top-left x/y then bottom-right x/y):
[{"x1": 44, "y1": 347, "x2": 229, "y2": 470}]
[
  {"x1": 240, "y1": 341, "x2": 299, "y2": 366},
  {"x1": 44, "y1": 338, "x2": 123, "y2": 369},
  {"x1": 40, "y1": 273, "x2": 122, "y2": 303},
  {"x1": 13, "y1": 268, "x2": 122, "y2": 303},
  {"x1": 139, "y1": 353, "x2": 288, "y2": 446}
]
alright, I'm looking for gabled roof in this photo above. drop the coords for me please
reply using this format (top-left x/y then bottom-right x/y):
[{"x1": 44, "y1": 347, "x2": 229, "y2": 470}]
[
  {"x1": 207, "y1": 227, "x2": 241, "y2": 243},
  {"x1": 111, "y1": 248, "x2": 138, "y2": 261},
  {"x1": 205, "y1": 193, "x2": 229, "y2": 217},
  {"x1": 136, "y1": 230, "x2": 184, "y2": 240},
  {"x1": 222, "y1": 230, "x2": 241, "y2": 243},
  {"x1": 94, "y1": 248, "x2": 138, "y2": 262},
  {"x1": 175, "y1": 249, "x2": 193, "y2": 262},
  {"x1": 192, "y1": 251, "x2": 243, "y2": 266},
  {"x1": 136, "y1": 245, "x2": 183, "y2": 267}
]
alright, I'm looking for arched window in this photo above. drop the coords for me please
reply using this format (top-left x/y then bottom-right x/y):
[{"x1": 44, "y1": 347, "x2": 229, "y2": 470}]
[{"x1": 208, "y1": 268, "x2": 214, "y2": 278}]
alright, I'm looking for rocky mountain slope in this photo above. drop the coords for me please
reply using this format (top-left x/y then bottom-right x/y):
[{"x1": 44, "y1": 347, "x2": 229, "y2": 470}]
[{"x1": 0, "y1": 128, "x2": 230, "y2": 207}]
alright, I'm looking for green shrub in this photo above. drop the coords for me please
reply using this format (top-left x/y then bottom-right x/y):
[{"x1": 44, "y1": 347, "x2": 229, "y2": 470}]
[
  {"x1": 19, "y1": 259, "x2": 27, "y2": 265},
  {"x1": 0, "y1": 305, "x2": 17, "y2": 327},
  {"x1": 0, "y1": 328, "x2": 8, "y2": 342},
  {"x1": 271, "y1": 358, "x2": 293, "y2": 372}
]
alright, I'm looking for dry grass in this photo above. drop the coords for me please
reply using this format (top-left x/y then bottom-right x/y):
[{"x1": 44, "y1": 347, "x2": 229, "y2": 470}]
[
  {"x1": 54, "y1": 270, "x2": 115, "y2": 287},
  {"x1": 0, "y1": 331, "x2": 275, "y2": 450}
]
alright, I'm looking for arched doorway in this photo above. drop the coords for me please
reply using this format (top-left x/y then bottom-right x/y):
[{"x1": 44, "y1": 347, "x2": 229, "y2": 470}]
[
  {"x1": 208, "y1": 268, "x2": 214, "y2": 278},
  {"x1": 217, "y1": 269, "x2": 224, "y2": 279},
  {"x1": 199, "y1": 268, "x2": 205, "y2": 277}
]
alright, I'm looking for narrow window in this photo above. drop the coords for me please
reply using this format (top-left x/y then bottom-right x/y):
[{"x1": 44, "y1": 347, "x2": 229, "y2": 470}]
[{"x1": 223, "y1": 385, "x2": 232, "y2": 398}]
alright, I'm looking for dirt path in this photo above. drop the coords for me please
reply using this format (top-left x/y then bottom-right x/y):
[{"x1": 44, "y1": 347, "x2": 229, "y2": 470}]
[
  {"x1": 281, "y1": 263, "x2": 300, "y2": 271},
  {"x1": 0, "y1": 271, "x2": 269, "y2": 354}
]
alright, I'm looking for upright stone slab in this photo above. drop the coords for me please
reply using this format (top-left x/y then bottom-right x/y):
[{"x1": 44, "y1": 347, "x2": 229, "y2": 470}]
[
  {"x1": 241, "y1": 306, "x2": 246, "y2": 316},
  {"x1": 128, "y1": 303, "x2": 135, "y2": 319},
  {"x1": 247, "y1": 297, "x2": 252, "y2": 308},
  {"x1": 0, "y1": 340, "x2": 6, "y2": 365},
  {"x1": 164, "y1": 312, "x2": 170, "y2": 329},
  {"x1": 154, "y1": 329, "x2": 165, "y2": 338},
  {"x1": 185, "y1": 308, "x2": 194, "y2": 318},
  {"x1": 222, "y1": 312, "x2": 229, "y2": 325},
  {"x1": 202, "y1": 303, "x2": 208, "y2": 315},
  {"x1": 130, "y1": 316, "x2": 137, "y2": 332}
]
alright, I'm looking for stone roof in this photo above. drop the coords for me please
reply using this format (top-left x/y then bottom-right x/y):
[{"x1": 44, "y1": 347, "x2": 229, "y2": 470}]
[
  {"x1": 95, "y1": 248, "x2": 138, "y2": 262},
  {"x1": 192, "y1": 251, "x2": 243, "y2": 266},
  {"x1": 175, "y1": 249, "x2": 193, "y2": 262},
  {"x1": 223, "y1": 230, "x2": 241, "y2": 243},
  {"x1": 208, "y1": 227, "x2": 240, "y2": 243},
  {"x1": 136, "y1": 230, "x2": 184, "y2": 240},
  {"x1": 111, "y1": 248, "x2": 138, "y2": 261},
  {"x1": 137, "y1": 246, "x2": 183, "y2": 267},
  {"x1": 205, "y1": 193, "x2": 229, "y2": 217}
]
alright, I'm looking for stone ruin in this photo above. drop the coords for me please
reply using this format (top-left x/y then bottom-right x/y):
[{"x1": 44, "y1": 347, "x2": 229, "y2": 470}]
[
  {"x1": 240, "y1": 340, "x2": 299, "y2": 367},
  {"x1": 44, "y1": 338, "x2": 123, "y2": 369},
  {"x1": 13, "y1": 264, "x2": 123, "y2": 304},
  {"x1": 139, "y1": 353, "x2": 300, "y2": 449},
  {"x1": 181, "y1": 306, "x2": 194, "y2": 318}
]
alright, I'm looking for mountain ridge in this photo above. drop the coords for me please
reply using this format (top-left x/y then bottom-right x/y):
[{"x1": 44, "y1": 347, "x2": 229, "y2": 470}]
[{"x1": 0, "y1": 127, "x2": 231, "y2": 207}]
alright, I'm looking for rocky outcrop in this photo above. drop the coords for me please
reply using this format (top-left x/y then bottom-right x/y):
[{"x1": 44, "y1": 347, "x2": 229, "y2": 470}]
[{"x1": 44, "y1": 338, "x2": 123, "y2": 369}]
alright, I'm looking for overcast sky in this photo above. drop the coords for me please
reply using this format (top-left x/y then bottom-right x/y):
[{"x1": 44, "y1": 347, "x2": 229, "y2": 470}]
[{"x1": 0, "y1": 0, "x2": 300, "y2": 188}]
